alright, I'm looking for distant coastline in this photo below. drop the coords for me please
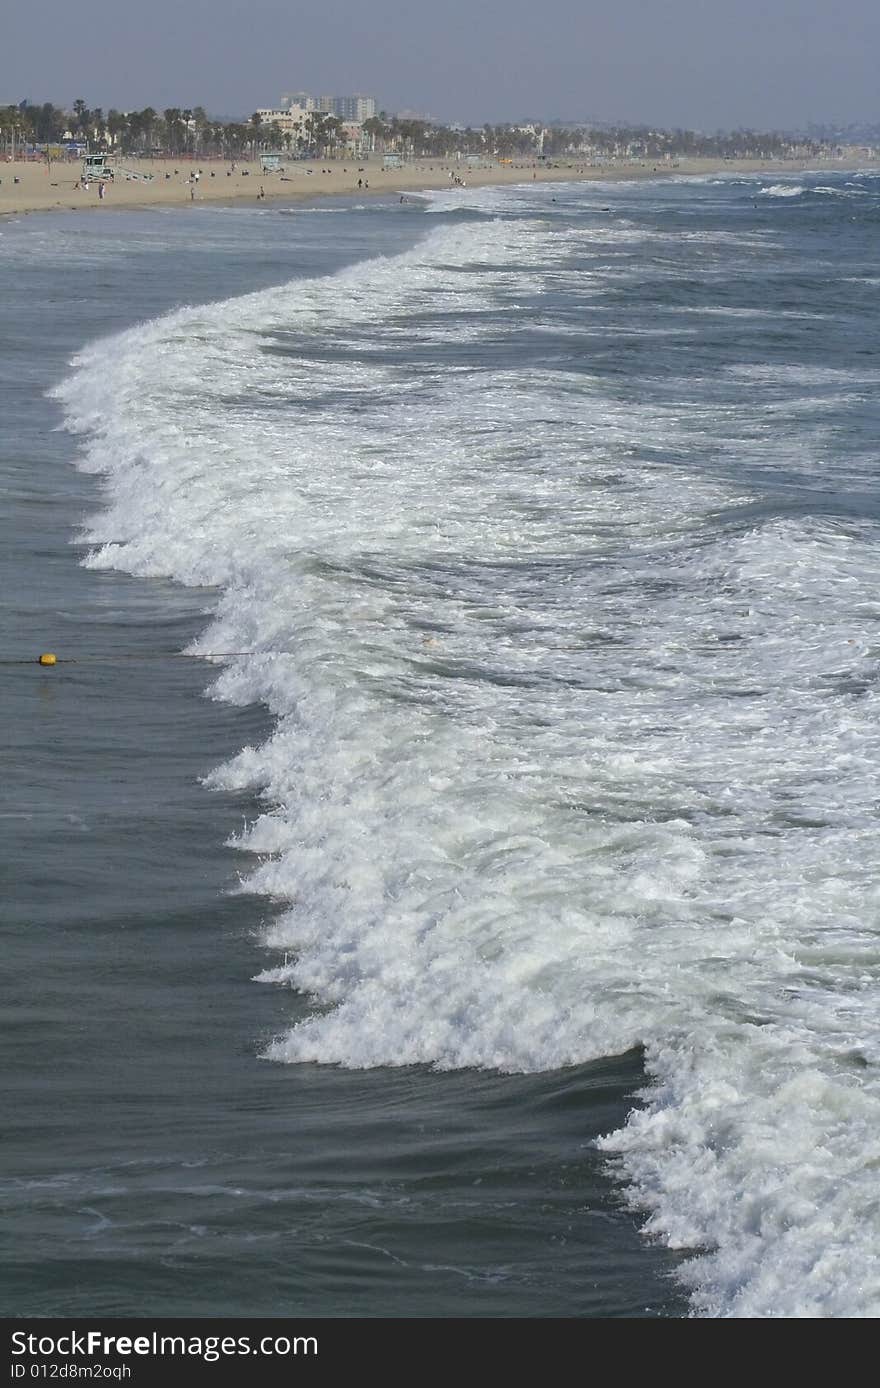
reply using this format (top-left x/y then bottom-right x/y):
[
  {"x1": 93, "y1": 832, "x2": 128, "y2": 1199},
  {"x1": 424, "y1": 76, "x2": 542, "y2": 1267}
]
[{"x1": 2, "y1": 153, "x2": 876, "y2": 219}]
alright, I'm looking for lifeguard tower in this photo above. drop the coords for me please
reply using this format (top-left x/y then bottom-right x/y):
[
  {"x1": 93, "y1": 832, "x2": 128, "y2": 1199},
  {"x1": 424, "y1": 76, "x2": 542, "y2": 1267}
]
[{"x1": 82, "y1": 153, "x2": 115, "y2": 181}]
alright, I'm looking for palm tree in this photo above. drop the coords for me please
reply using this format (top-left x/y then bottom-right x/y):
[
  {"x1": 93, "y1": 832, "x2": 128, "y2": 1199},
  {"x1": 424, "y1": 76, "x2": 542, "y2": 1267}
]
[
  {"x1": 250, "y1": 111, "x2": 263, "y2": 156},
  {"x1": 84, "y1": 108, "x2": 104, "y2": 147},
  {"x1": 106, "y1": 109, "x2": 128, "y2": 149},
  {"x1": 304, "y1": 110, "x2": 330, "y2": 157},
  {"x1": 163, "y1": 108, "x2": 182, "y2": 154},
  {"x1": 362, "y1": 115, "x2": 386, "y2": 152},
  {"x1": 72, "y1": 98, "x2": 89, "y2": 136},
  {"x1": 192, "y1": 106, "x2": 208, "y2": 154},
  {"x1": 323, "y1": 114, "x2": 344, "y2": 157},
  {"x1": 140, "y1": 108, "x2": 158, "y2": 153}
]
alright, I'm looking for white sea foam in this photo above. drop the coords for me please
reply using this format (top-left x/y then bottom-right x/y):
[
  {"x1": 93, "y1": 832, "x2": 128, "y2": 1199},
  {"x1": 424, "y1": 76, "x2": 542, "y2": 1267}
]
[
  {"x1": 760, "y1": 184, "x2": 805, "y2": 198},
  {"x1": 52, "y1": 201, "x2": 880, "y2": 1317}
]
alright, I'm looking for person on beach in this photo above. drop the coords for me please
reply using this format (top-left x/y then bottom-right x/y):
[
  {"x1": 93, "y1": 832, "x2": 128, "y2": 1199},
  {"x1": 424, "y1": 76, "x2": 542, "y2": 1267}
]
[{"x1": 98, "y1": 181, "x2": 105, "y2": 200}]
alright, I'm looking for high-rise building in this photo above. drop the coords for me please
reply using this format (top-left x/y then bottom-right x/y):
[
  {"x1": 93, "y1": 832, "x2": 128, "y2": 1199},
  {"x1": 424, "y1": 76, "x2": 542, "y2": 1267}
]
[
  {"x1": 269, "y1": 92, "x2": 378, "y2": 126},
  {"x1": 281, "y1": 92, "x2": 316, "y2": 112},
  {"x1": 335, "y1": 95, "x2": 377, "y2": 122}
]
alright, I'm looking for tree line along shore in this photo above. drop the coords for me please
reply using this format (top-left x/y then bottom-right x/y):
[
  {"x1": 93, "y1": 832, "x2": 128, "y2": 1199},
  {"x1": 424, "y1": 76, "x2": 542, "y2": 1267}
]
[{"x1": 2, "y1": 97, "x2": 873, "y2": 164}]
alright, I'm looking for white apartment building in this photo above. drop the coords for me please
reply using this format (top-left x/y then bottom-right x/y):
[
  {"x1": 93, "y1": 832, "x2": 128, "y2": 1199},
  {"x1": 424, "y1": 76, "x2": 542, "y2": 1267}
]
[
  {"x1": 257, "y1": 93, "x2": 378, "y2": 152},
  {"x1": 256, "y1": 104, "x2": 310, "y2": 138},
  {"x1": 256, "y1": 104, "x2": 368, "y2": 155}
]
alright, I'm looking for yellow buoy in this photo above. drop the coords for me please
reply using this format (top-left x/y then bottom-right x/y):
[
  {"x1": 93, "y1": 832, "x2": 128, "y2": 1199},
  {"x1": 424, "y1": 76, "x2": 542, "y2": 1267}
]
[{"x1": 38, "y1": 653, "x2": 57, "y2": 666}]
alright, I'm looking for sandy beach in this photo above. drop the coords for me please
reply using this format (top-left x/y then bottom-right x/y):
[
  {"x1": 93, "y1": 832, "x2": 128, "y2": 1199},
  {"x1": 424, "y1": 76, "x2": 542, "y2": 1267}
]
[{"x1": 1, "y1": 152, "x2": 874, "y2": 217}]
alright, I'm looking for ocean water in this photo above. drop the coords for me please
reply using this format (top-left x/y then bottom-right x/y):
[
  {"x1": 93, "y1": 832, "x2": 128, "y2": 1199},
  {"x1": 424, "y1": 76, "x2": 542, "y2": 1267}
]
[{"x1": 3, "y1": 170, "x2": 880, "y2": 1318}]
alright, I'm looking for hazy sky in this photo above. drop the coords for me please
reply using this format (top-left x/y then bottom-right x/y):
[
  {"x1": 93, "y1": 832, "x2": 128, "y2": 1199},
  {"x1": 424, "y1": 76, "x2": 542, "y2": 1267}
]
[{"x1": 3, "y1": 0, "x2": 879, "y2": 129}]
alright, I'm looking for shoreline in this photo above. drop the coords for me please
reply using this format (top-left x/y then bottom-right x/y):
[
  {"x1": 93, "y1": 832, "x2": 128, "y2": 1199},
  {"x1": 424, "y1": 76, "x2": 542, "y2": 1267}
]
[{"x1": 2, "y1": 153, "x2": 876, "y2": 219}]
